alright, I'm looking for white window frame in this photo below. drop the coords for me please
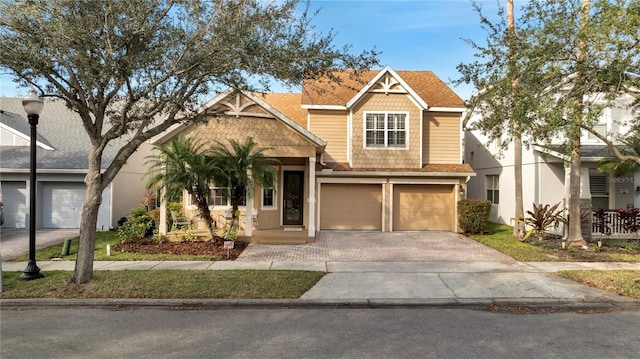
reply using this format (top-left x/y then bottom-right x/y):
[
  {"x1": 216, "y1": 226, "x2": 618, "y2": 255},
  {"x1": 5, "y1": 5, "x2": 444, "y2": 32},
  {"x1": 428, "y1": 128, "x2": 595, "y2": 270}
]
[
  {"x1": 363, "y1": 111, "x2": 409, "y2": 149},
  {"x1": 186, "y1": 186, "x2": 246, "y2": 209},
  {"x1": 261, "y1": 187, "x2": 277, "y2": 210},
  {"x1": 486, "y1": 175, "x2": 499, "y2": 205}
]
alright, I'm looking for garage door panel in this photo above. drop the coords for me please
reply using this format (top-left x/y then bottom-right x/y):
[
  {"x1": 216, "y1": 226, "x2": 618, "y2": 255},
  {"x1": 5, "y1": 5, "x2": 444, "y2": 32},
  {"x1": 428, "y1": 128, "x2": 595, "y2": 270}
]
[
  {"x1": 1, "y1": 181, "x2": 27, "y2": 228},
  {"x1": 393, "y1": 184, "x2": 454, "y2": 231},
  {"x1": 320, "y1": 184, "x2": 382, "y2": 230},
  {"x1": 42, "y1": 183, "x2": 85, "y2": 228}
]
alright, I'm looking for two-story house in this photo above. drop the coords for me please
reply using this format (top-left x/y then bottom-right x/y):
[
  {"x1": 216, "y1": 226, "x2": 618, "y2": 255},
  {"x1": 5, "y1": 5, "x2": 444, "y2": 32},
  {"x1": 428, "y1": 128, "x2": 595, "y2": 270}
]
[
  {"x1": 156, "y1": 67, "x2": 474, "y2": 241},
  {"x1": 464, "y1": 93, "x2": 639, "y2": 226}
]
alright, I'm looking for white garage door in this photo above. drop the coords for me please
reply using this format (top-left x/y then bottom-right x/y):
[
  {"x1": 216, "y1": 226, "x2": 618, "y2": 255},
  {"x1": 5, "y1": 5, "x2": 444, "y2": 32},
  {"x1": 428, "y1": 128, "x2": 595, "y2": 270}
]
[
  {"x1": 320, "y1": 184, "x2": 382, "y2": 230},
  {"x1": 1, "y1": 181, "x2": 27, "y2": 228},
  {"x1": 393, "y1": 184, "x2": 454, "y2": 231},
  {"x1": 42, "y1": 182, "x2": 85, "y2": 228}
]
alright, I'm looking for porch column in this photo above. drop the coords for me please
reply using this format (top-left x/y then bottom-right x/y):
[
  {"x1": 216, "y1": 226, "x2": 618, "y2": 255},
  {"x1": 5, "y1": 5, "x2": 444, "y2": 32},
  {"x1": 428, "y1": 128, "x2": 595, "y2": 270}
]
[
  {"x1": 159, "y1": 186, "x2": 167, "y2": 235},
  {"x1": 245, "y1": 168, "x2": 253, "y2": 236},
  {"x1": 564, "y1": 164, "x2": 570, "y2": 210},
  {"x1": 580, "y1": 167, "x2": 592, "y2": 241},
  {"x1": 308, "y1": 156, "x2": 316, "y2": 237}
]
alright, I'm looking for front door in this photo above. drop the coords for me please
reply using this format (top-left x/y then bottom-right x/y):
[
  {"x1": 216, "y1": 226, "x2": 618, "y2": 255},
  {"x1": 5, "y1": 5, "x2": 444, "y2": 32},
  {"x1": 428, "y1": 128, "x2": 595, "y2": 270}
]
[{"x1": 283, "y1": 171, "x2": 304, "y2": 225}]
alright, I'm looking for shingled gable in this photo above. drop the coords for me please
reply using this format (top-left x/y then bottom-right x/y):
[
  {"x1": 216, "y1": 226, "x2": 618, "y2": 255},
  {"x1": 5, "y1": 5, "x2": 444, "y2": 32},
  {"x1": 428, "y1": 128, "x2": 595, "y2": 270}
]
[{"x1": 301, "y1": 67, "x2": 465, "y2": 110}]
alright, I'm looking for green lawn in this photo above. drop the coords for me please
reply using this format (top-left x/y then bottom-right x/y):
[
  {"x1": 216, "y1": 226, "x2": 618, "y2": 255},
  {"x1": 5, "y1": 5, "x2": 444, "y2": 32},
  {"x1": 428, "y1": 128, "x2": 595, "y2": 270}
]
[
  {"x1": 469, "y1": 223, "x2": 640, "y2": 262},
  {"x1": 0, "y1": 270, "x2": 325, "y2": 299}
]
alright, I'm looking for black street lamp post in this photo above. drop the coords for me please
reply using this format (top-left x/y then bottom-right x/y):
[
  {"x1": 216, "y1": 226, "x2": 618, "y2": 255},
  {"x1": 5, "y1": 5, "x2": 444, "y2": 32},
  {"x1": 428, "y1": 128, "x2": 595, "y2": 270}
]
[{"x1": 20, "y1": 90, "x2": 45, "y2": 281}]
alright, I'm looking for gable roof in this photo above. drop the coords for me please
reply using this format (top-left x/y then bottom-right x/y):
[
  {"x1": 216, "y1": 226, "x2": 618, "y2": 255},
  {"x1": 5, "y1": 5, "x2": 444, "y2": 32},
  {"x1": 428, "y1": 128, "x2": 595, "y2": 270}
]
[
  {"x1": 301, "y1": 67, "x2": 465, "y2": 109},
  {"x1": 154, "y1": 89, "x2": 325, "y2": 149},
  {"x1": 254, "y1": 93, "x2": 306, "y2": 128},
  {"x1": 0, "y1": 98, "x2": 129, "y2": 172}
]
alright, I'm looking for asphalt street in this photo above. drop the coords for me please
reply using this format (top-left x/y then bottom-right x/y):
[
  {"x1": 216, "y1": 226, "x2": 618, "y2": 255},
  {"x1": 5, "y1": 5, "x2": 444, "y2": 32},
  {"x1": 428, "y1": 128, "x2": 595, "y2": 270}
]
[{"x1": 2, "y1": 307, "x2": 640, "y2": 359}]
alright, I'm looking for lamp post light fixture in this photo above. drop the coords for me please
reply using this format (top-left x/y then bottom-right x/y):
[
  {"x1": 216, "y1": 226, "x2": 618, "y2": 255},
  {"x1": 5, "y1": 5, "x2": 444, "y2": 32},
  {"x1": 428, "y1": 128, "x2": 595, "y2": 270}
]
[{"x1": 20, "y1": 90, "x2": 45, "y2": 280}]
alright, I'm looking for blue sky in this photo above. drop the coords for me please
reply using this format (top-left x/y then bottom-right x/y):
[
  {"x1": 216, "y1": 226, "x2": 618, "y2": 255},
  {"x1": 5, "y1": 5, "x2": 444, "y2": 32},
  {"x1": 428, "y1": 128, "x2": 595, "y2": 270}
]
[{"x1": 0, "y1": 0, "x2": 505, "y2": 101}]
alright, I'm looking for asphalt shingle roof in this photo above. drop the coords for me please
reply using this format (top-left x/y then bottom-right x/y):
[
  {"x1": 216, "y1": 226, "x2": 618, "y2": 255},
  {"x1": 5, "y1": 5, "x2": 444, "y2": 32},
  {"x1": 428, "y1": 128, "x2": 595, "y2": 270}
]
[
  {"x1": 0, "y1": 97, "x2": 126, "y2": 171},
  {"x1": 301, "y1": 69, "x2": 465, "y2": 108}
]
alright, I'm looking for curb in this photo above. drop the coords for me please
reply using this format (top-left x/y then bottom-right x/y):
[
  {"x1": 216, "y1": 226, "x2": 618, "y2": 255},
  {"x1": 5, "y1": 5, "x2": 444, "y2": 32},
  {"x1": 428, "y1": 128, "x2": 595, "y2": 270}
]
[{"x1": 2, "y1": 298, "x2": 640, "y2": 311}]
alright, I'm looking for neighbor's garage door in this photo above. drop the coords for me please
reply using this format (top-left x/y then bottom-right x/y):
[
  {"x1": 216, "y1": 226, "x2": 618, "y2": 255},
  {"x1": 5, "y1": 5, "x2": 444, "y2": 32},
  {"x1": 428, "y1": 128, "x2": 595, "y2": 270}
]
[
  {"x1": 320, "y1": 184, "x2": 382, "y2": 230},
  {"x1": 393, "y1": 184, "x2": 454, "y2": 231},
  {"x1": 42, "y1": 182, "x2": 85, "y2": 228},
  {"x1": 1, "y1": 181, "x2": 27, "y2": 228}
]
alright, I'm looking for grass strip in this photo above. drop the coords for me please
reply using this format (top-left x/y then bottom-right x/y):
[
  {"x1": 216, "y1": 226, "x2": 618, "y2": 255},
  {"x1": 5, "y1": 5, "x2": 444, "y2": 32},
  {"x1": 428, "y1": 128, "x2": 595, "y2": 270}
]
[
  {"x1": 468, "y1": 223, "x2": 553, "y2": 262},
  {"x1": 556, "y1": 270, "x2": 640, "y2": 299},
  {"x1": 0, "y1": 270, "x2": 325, "y2": 299}
]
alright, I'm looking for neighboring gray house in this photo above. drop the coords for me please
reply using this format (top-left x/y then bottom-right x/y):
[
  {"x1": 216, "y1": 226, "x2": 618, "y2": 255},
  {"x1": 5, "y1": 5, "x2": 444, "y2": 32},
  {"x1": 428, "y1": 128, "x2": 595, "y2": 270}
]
[
  {"x1": 0, "y1": 97, "x2": 152, "y2": 230},
  {"x1": 464, "y1": 93, "x2": 639, "y2": 225}
]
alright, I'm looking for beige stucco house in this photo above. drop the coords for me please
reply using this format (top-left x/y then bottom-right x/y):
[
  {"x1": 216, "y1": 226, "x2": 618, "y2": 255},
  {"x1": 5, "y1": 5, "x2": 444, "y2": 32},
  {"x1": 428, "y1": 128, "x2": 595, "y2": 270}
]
[{"x1": 156, "y1": 67, "x2": 475, "y2": 241}]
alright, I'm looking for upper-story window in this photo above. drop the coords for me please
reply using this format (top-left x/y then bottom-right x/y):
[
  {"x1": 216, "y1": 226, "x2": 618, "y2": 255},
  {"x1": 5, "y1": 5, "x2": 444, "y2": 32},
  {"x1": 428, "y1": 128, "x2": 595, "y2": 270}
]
[{"x1": 364, "y1": 112, "x2": 408, "y2": 149}]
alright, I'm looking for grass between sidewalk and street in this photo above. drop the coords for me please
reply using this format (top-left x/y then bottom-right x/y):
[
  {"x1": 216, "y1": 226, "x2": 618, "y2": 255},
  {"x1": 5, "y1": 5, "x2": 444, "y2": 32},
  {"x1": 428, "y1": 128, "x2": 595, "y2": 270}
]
[{"x1": 469, "y1": 223, "x2": 640, "y2": 299}]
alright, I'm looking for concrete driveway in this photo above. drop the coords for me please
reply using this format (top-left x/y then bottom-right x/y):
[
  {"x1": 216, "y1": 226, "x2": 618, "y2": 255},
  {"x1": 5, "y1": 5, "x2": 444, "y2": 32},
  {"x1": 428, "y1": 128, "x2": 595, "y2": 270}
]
[
  {"x1": 237, "y1": 231, "x2": 516, "y2": 262},
  {"x1": 0, "y1": 229, "x2": 78, "y2": 260}
]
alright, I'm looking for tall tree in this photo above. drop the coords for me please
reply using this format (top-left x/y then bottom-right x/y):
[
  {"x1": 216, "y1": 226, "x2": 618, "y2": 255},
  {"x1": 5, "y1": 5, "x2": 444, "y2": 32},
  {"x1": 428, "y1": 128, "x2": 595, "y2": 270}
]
[
  {"x1": 209, "y1": 137, "x2": 278, "y2": 239},
  {"x1": 146, "y1": 136, "x2": 221, "y2": 240},
  {"x1": 519, "y1": 0, "x2": 620, "y2": 245},
  {"x1": 461, "y1": 0, "x2": 639, "y2": 245},
  {"x1": 457, "y1": 0, "x2": 535, "y2": 239},
  {"x1": 507, "y1": 0, "x2": 525, "y2": 240},
  {"x1": 0, "y1": 0, "x2": 378, "y2": 283}
]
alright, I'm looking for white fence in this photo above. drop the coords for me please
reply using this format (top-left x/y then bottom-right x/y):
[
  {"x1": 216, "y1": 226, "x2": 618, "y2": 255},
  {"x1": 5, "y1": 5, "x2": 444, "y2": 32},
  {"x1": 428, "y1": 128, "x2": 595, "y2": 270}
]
[{"x1": 592, "y1": 210, "x2": 640, "y2": 239}]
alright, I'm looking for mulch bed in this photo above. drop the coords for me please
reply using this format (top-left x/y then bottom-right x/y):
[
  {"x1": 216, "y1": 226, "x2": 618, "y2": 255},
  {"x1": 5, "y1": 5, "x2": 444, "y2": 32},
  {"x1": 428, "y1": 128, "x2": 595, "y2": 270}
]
[{"x1": 113, "y1": 237, "x2": 248, "y2": 260}]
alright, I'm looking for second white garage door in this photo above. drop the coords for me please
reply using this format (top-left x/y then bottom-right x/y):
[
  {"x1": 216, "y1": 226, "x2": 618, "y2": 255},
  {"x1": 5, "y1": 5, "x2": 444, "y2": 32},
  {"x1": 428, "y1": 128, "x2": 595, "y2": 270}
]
[
  {"x1": 42, "y1": 182, "x2": 85, "y2": 228},
  {"x1": 320, "y1": 184, "x2": 382, "y2": 230},
  {"x1": 393, "y1": 184, "x2": 454, "y2": 231}
]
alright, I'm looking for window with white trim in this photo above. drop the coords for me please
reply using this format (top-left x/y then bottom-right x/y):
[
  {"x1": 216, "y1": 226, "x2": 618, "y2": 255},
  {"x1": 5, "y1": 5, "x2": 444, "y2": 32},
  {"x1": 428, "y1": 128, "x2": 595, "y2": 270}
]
[
  {"x1": 364, "y1": 112, "x2": 407, "y2": 148},
  {"x1": 186, "y1": 186, "x2": 246, "y2": 208},
  {"x1": 211, "y1": 187, "x2": 228, "y2": 206},
  {"x1": 486, "y1": 175, "x2": 499, "y2": 205},
  {"x1": 262, "y1": 187, "x2": 275, "y2": 209}
]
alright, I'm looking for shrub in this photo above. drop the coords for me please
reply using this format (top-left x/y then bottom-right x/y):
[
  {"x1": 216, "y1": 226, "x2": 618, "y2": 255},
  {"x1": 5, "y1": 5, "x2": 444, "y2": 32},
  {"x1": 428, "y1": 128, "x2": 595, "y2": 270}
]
[
  {"x1": 517, "y1": 202, "x2": 567, "y2": 241},
  {"x1": 458, "y1": 199, "x2": 492, "y2": 234},
  {"x1": 117, "y1": 206, "x2": 154, "y2": 243}
]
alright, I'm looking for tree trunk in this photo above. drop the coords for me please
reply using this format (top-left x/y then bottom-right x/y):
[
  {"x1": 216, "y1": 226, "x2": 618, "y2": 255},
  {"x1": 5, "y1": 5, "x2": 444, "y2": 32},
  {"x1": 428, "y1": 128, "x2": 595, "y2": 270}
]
[
  {"x1": 513, "y1": 134, "x2": 525, "y2": 238},
  {"x1": 566, "y1": 0, "x2": 590, "y2": 246},
  {"x1": 73, "y1": 168, "x2": 102, "y2": 284},
  {"x1": 507, "y1": 0, "x2": 525, "y2": 239},
  {"x1": 567, "y1": 138, "x2": 586, "y2": 245},
  {"x1": 225, "y1": 189, "x2": 240, "y2": 240},
  {"x1": 194, "y1": 193, "x2": 215, "y2": 241}
]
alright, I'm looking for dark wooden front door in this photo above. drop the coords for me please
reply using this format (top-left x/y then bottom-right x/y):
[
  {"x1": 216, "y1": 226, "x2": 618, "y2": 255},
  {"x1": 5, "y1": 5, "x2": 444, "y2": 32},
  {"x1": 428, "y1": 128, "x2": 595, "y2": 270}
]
[{"x1": 283, "y1": 171, "x2": 304, "y2": 225}]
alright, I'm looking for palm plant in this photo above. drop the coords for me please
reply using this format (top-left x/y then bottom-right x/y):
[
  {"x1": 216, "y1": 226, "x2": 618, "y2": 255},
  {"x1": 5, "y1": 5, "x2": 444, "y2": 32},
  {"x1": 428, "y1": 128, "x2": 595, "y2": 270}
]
[
  {"x1": 146, "y1": 136, "x2": 221, "y2": 240},
  {"x1": 598, "y1": 135, "x2": 640, "y2": 177},
  {"x1": 208, "y1": 137, "x2": 279, "y2": 239}
]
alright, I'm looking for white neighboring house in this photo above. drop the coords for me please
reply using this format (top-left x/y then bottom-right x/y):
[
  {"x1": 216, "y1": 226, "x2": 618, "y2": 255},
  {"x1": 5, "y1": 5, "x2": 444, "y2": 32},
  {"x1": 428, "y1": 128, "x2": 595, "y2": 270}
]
[
  {"x1": 0, "y1": 98, "x2": 152, "y2": 230},
  {"x1": 464, "y1": 93, "x2": 639, "y2": 227}
]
